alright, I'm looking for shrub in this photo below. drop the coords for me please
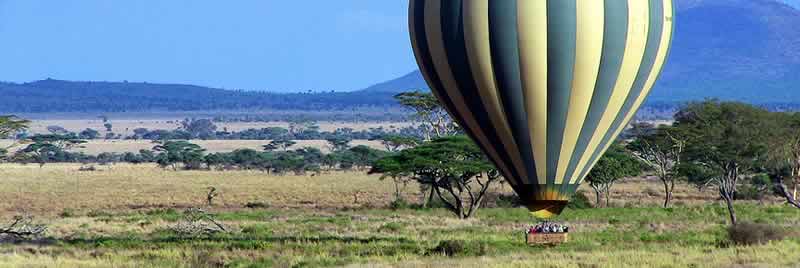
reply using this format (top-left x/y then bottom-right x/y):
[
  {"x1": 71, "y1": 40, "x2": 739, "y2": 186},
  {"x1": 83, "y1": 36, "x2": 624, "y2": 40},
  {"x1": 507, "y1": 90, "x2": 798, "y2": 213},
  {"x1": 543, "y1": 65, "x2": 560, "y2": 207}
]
[
  {"x1": 494, "y1": 194, "x2": 521, "y2": 208},
  {"x1": 378, "y1": 222, "x2": 403, "y2": 233},
  {"x1": 244, "y1": 202, "x2": 270, "y2": 209},
  {"x1": 727, "y1": 222, "x2": 787, "y2": 246},
  {"x1": 59, "y1": 208, "x2": 76, "y2": 218},
  {"x1": 567, "y1": 191, "x2": 593, "y2": 209},
  {"x1": 430, "y1": 240, "x2": 488, "y2": 257},
  {"x1": 87, "y1": 210, "x2": 112, "y2": 217},
  {"x1": 389, "y1": 198, "x2": 412, "y2": 210}
]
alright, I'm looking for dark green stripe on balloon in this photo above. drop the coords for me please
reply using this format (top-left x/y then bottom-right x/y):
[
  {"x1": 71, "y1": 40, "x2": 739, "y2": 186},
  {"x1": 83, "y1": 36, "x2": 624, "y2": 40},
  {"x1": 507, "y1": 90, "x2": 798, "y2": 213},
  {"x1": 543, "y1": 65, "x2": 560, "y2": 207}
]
[
  {"x1": 488, "y1": 0, "x2": 540, "y2": 185},
  {"x1": 438, "y1": 0, "x2": 526, "y2": 186},
  {"x1": 545, "y1": 0, "x2": 577, "y2": 187},
  {"x1": 410, "y1": 0, "x2": 467, "y2": 142}
]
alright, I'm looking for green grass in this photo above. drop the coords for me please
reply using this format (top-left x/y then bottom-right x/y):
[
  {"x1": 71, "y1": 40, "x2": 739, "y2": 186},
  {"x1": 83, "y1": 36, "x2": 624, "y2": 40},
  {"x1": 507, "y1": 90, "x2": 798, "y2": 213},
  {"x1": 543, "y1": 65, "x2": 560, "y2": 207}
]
[{"x1": 2, "y1": 204, "x2": 797, "y2": 267}]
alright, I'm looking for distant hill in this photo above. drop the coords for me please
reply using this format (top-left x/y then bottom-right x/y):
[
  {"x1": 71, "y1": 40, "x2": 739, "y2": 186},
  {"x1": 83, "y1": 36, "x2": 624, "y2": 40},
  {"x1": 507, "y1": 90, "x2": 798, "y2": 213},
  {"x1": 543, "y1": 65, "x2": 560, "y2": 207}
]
[
  {"x1": 0, "y1": 79, "x2": 398, "y2": 113},
  {"x1": 362, "y1": 0, "x2": 800, "y2": 105},
  {"x1": 358, "y1": 71, "x2": 429, "y2": 93}
]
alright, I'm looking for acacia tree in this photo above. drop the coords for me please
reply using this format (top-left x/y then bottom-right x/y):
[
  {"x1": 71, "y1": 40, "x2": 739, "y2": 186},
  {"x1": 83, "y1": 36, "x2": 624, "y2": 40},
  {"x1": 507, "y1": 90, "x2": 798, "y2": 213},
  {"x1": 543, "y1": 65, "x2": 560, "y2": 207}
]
[
  {"x1": 394, "y1": 91, "x2": 459, "y2": 140},
  {"x1": 627, "y1": 125, "x2": 686, "y2": 208},
  {"x1": 381, "y1": 135, "x2": 420, "y2": 152},
  {"x1": 263, "y1": 138, "x2": 296, "y2": 152},
  {"x1": 370, "y1": 136, "x2": 499, "y2": 219},
  {"x1": 153, "y1": 140, "x2": 206, "y2": 170},
  {"x1": 766, "y1": 112, "x2": 800, "y2": 203},
  {"x1": 20, "y1": 134, "x2": 86, "y2": 167},
  {"x1": 585, "y1": 144, "x2": 644, "y2": 207},
  {"x1": 675, "y1": 101, "x2": 773, "y2": 225},
  {"x1": 0, "y1": 116, "x2": 29, "y2": 159}
]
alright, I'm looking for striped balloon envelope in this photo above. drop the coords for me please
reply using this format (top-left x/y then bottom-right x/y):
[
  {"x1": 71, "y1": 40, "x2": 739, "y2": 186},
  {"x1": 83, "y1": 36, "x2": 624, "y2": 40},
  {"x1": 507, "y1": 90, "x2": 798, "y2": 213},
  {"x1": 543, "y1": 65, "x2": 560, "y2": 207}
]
[{"x1": 409, "y1": 0, "x2": 674, "y2": 218}]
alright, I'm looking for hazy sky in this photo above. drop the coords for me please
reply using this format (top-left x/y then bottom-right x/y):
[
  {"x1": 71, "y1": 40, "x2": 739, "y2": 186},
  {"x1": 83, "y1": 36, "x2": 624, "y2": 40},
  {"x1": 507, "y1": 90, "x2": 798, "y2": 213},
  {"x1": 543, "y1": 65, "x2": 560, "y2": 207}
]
[
  {"x1": 0, "y1": 1, "x2": 797, "y2": 92},
  {"x1": 0, "y1": 0, "x2": 414, "y2": 92}
]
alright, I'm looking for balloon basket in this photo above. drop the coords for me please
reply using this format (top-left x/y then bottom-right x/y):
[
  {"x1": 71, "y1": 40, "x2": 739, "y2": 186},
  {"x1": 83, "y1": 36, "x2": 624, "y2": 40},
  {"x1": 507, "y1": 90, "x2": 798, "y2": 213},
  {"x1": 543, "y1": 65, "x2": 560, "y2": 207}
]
[
  {"x1": 526, "y1": 233, "x2": 568, "y2": 245},
  {"x1": 525, "y1": 222, "x2": 570, "y2": 245}
]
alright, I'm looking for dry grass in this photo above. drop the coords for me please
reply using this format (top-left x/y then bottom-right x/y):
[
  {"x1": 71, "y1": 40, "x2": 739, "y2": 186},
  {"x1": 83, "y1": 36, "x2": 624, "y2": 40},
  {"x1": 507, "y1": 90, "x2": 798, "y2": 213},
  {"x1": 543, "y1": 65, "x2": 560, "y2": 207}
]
[
  {"x1": 0, "y1": 163, "x2": 411, "y2": 216},
  {"x1": 0, "y1": 163, "x2": 726, "y2": 216}
]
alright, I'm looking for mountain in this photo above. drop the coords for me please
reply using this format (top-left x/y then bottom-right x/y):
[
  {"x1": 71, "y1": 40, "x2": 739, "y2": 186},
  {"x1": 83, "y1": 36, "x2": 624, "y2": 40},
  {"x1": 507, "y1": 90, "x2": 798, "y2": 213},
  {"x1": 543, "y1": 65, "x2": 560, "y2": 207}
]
[
  {"x1": 358, "y1": 71, "x2": 429, "y2": 93},
  {"x1": 362, "y1": 0, "x2": 800, "y2": 105},
  {"x1": 0, "y1": 79, "x2": 398, "y2": 113}
]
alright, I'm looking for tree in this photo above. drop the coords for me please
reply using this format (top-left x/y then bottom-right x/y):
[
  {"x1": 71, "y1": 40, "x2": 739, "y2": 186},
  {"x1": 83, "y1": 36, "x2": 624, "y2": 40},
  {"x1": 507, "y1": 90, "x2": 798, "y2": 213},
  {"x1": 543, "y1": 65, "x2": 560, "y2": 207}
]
[
  {"x1": 153, "y1": 141, "x2": 206, "y2": 170},
  {"x1": 381, "y1": 135, "x2": 420, "y2": 152},
  {"x1": 132, "y1": 128, "x2": 150, "y2": 140},
  {"x1": 103, "y1": 123, "x2": 113, "y2": 132},
  {"x1": 765, "y1": 112, "x2": 800, "y2": 203},
  {"x1": 348, "y1": 145, "x2": 388, "y2": 171},
  {"x1": 675, "y1": 101, "x2": 773, "y2": 225},
  {"x1": 627, "y1": 125, "x2": 686, "y2": 208},
  {"x1": 20, "y1": 134, "x2": 86, "y2": 167},
  {"x1": 78, "y1": 128, "x2": 100, "y2": 140},
  {"x1": 585, "y1": 144, "x2": 644, "y2": 207},
  {"x1": 263, "y1": 138, "x2": 296, "y2": 152},
  {"x1": 394, "y1": 91, "x2": 459, "y2": 140},
  {"x1": 181, "y1": 119, "x2": 217, "y2": 139},
  {"x1": 0, "y1": 116, "x2": 30, "y2": 159},
  {"x1": 287, "y1": 117, "x2": 316, "y2": 135},
  {"x1": 370, "y1": 136, "x2": 500, "y2": 219},
  {"x1": 326, "y1": 137, "x2": 351, "y2": 152},
  {"x1": 46, "y1": 125, "x2": 69, "y2": 135}
]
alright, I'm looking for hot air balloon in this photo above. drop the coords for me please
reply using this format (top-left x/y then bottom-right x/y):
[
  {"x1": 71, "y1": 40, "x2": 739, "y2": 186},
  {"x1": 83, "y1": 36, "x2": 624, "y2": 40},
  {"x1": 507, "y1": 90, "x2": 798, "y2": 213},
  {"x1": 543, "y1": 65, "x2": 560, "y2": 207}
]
[{"x1": 409, "y1": 0, "x2": 674, "y2": 218}]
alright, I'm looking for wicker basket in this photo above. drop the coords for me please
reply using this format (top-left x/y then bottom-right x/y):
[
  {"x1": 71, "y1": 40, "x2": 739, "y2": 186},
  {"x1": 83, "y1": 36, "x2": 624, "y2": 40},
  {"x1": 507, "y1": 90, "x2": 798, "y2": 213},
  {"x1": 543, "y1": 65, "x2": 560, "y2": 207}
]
[{"x1": 526, "y1": 233, "x2": 568, "y2": 245}]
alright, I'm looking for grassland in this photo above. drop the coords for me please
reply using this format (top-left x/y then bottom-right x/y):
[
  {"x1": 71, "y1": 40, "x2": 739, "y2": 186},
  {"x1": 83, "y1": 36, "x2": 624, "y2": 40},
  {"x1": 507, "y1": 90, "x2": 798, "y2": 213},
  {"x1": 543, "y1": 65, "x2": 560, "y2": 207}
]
[{"x1": 0, "y1": 164, "x2": 798, "y2": 267}]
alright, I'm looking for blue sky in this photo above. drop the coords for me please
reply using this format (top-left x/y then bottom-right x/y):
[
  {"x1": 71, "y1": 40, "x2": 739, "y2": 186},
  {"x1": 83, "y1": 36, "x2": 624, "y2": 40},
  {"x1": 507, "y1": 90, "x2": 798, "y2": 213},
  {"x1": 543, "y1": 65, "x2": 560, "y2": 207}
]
[
  {"x1": 0, "y1": 0, "x2": 414, "y2": 92},
  {"x1": 0, "y1": 0, "x2": 797, "y2": 93}
]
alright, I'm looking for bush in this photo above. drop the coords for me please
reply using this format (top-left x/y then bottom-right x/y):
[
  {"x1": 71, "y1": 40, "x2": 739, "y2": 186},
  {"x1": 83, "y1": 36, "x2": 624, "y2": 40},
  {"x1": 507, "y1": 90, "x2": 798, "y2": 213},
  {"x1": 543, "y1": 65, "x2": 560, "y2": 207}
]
[
  {"x1": 567, "y1": 191, "x2": 593, "y2": 209},
  {"x1": 494, "y1": 194, "x2": 521, "y2": 208},
  {"x1": 389, "y1": 198, "x2": 412, "y2": 210},
  {"x1": 59, "y1": 208, "x2": 76, "y2": 218},
  {"x1": 727, "y1": 222, "x2": 787, "y2": 246},
  {"x1": 736, "y1": 175, "x2": 773, "y2": 200},
  {"x1": 430, "y1": 240, "x2": 488, "y2": 257},
  {"x1": 378, "y1": 222, "x2": 403, "y2": 233},
  {"x1": 244, "y1": 202, "x2": 270, "y2": 209}
]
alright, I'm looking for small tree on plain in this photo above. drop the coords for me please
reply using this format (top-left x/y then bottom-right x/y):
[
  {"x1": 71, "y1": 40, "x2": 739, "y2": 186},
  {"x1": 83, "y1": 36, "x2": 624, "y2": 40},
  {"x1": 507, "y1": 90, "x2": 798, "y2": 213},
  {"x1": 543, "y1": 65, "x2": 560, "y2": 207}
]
[
  {"x1": 0, "y1": 116, "x2": 30, "y2": 160},
  {"x1": 153, "y1": 140, "x2": 206, "y2": 170},
  {"x1": 370, "y1": 136, "x2": 500, "y2": 219},
  {"x1": 585, "y1": 143, "x2": 644, "y2": 207},
  {"x1": 627, "y1": 125, "x2": 686, "y2": 208}
]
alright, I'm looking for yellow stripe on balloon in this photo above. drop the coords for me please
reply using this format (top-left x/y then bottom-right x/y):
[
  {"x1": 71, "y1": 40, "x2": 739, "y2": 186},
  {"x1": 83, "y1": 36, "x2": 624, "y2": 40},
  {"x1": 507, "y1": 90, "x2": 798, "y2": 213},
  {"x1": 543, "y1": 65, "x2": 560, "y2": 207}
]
[
  {"x1": 571, "y1": 0, "x2": 651, "y2": 184},
  {"x1": 576, "y1": 0, "x2": 673, "y2": 185},
  {"x1": 517, "y1": 0, "x2": 549, "y2": 184},
  {"x1": 555, "y1": 0, "x2": 605, "y2": 184}
]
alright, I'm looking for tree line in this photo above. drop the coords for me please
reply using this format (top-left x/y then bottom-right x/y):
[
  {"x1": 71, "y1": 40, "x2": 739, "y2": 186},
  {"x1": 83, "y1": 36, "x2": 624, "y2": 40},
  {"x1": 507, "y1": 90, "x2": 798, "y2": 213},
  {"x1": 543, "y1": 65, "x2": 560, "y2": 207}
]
[
  {"x1": 370, "y1": 93, "x2": 800, "y2": 223},
  {"x1": 30, "y1": 118, "x2": 427, "y2": 142}
]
